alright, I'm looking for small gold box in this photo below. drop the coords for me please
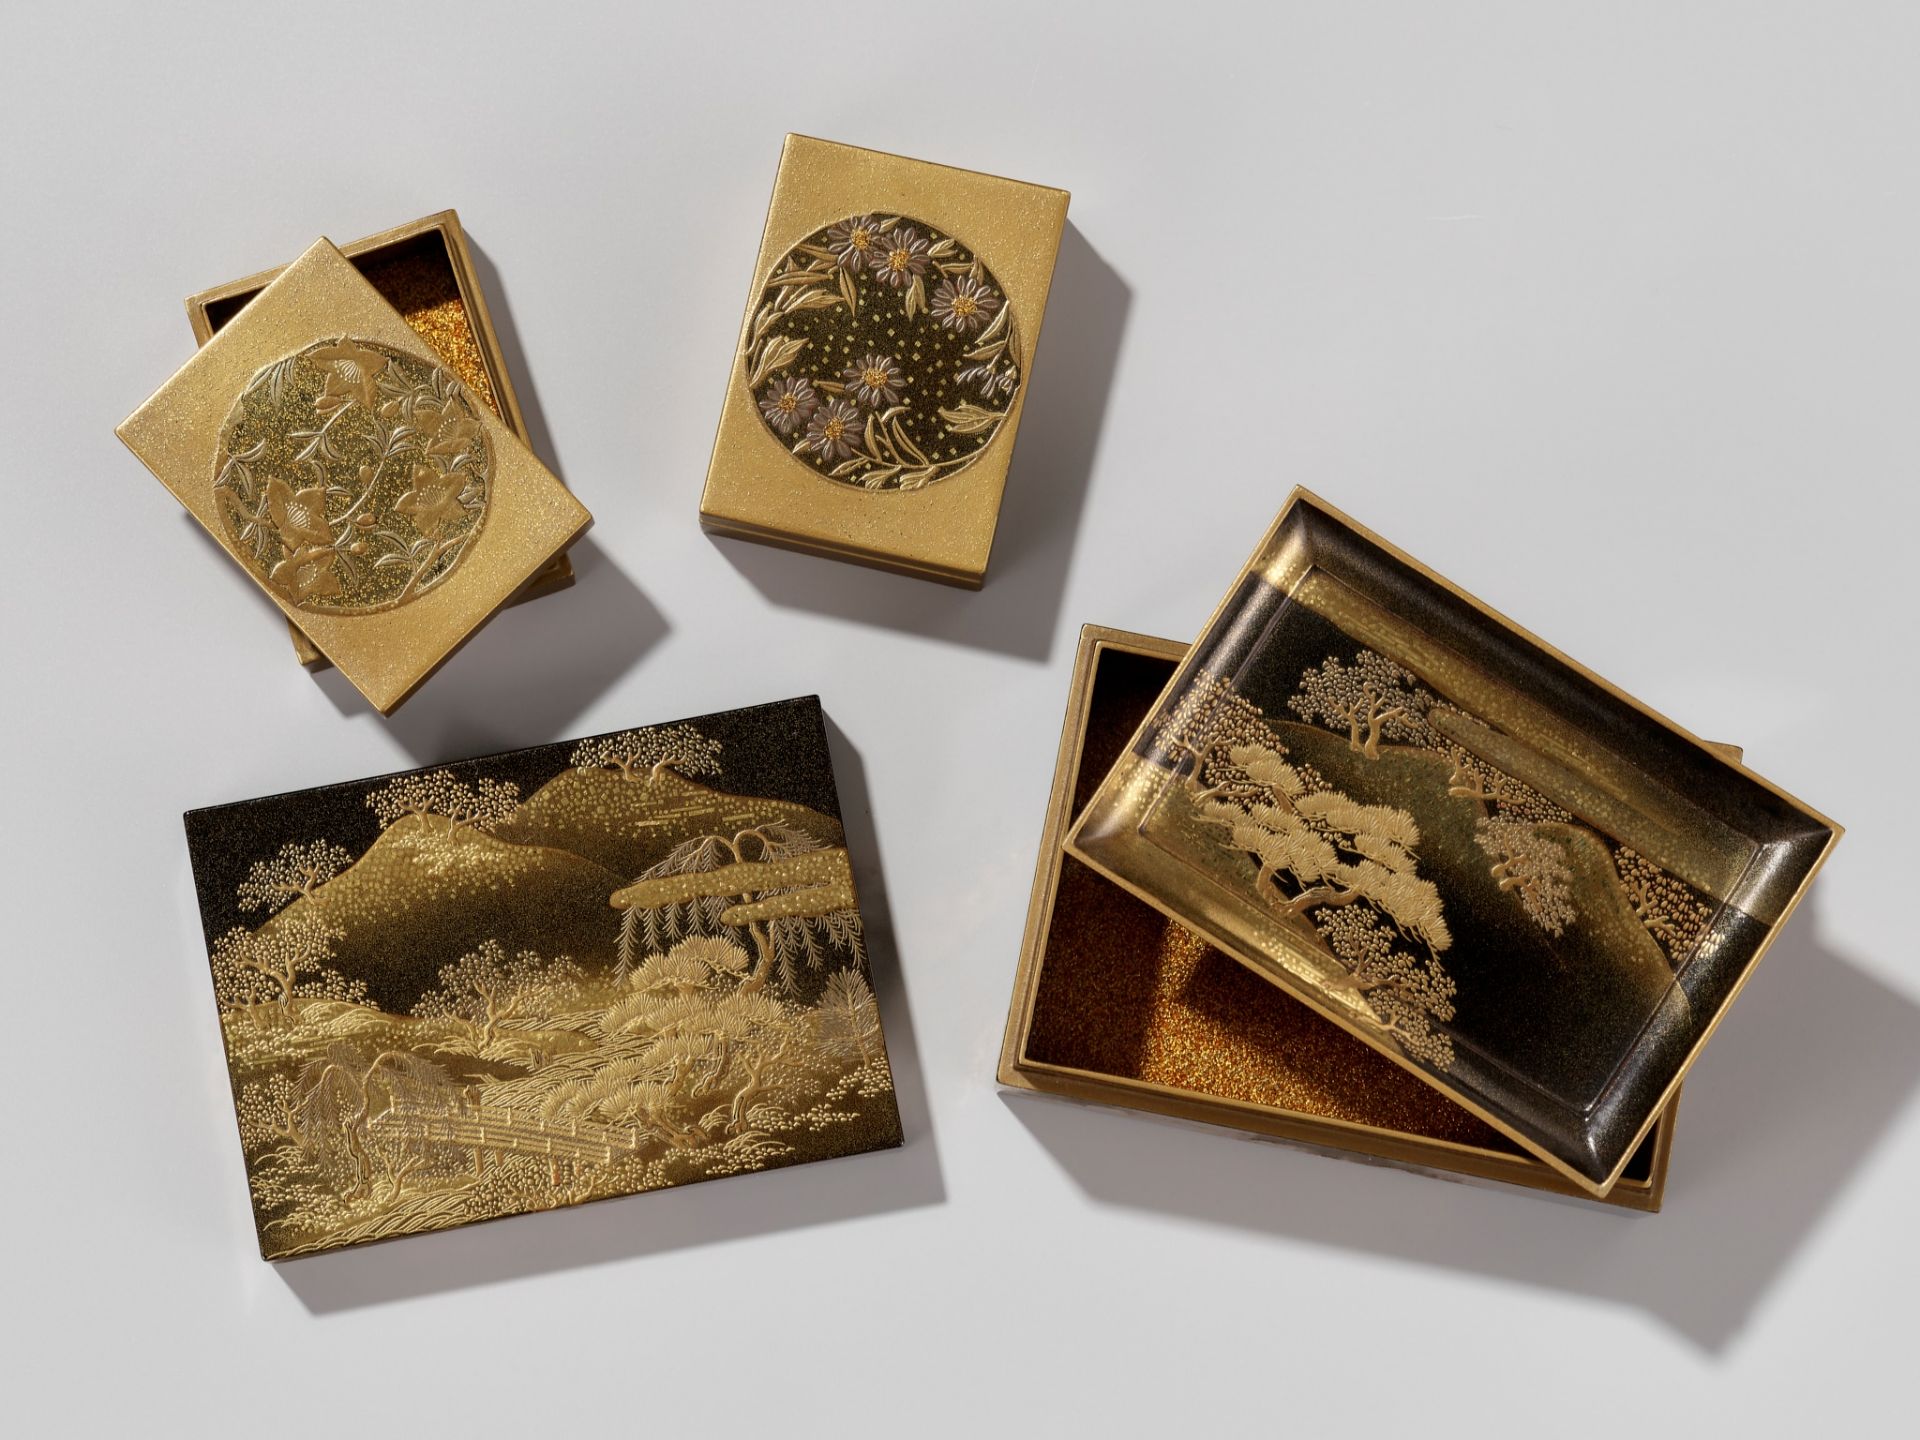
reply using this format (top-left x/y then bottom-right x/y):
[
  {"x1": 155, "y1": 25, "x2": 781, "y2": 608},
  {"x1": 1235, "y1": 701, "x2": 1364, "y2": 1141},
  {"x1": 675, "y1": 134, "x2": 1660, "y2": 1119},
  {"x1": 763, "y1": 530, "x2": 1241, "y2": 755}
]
[
  {"x1": 120, "y1": 239, "x2": 592, "y2": 715},
  {"x1": 1000, "y1": 626, "x2": 1679, "y2": 1210},
  {"x1": 701, "y1": 135, "x2": 1070, "y2": 587},
  {"x1": 1065, "y1": 491, "x2": 1840, "y2": 1196},
  {"x1": 185, "y1": 210, "x2": 575, "y2": 670}
]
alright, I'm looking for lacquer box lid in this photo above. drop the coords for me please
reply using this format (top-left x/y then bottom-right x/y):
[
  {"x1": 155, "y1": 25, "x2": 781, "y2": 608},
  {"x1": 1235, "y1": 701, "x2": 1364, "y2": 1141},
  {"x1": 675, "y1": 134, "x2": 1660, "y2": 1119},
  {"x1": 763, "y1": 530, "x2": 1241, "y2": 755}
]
[
  {"x1": 701, "y1": 135, "x2": 1069, "y2": 588},
  {"x1": 184, "y1": 210, "x2": 577, "y2": 671},
  {"x1": 183, "y1": 696, "x2": 901, "y2": 1258},
  {"x1": 119, "y1": 238, "x2": 592, "y2": 714},
  {"x1": 1066, "y1": 490, "x2": 1841, "y2": 1195}
]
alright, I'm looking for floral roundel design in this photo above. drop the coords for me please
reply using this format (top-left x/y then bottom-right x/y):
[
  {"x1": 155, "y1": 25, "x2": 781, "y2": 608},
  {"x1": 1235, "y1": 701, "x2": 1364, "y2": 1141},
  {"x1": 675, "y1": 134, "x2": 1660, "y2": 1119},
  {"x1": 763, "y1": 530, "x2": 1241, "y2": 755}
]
[
  {"x1": 212, "y1": 337, "x2": 492, "y2": 613},
  {"x1": 744, "y1": 215, "x2": 1021, "y2": 491}
]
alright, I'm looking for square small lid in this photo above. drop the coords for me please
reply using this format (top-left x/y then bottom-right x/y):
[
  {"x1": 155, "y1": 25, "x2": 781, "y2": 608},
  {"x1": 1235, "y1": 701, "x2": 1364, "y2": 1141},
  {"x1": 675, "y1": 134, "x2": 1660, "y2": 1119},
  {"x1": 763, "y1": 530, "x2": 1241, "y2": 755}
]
[
  {"x1": 119, "y1": 238, "x2": 591, "y2": 713},
  {"x1": 1065, "y1": 489, "x2": 1840, "y2": 1195}
]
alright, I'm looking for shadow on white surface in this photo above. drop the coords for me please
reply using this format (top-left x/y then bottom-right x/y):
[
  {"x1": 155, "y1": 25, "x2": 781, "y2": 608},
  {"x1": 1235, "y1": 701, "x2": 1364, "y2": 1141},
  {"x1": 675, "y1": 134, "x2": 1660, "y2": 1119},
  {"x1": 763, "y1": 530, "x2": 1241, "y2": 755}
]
[
  {"x1": 466, "y1": 233, "x2": 570, "y2": 482},
  {"x1": 312, "y1": 537, "x2": 668, "y2": 760},
  {"x1": 1005, "y1": 898, "x2": 1918, "y2": 1353},
  {"x1": 713, "y1": 222, "x2": 1129, "y2": 661},
  {"x1": 275, "y1": 706, "x2": 942, "y2": 1314},
  {"x1": 305, "y1": 222, "x2": 665, "y2": 754}
]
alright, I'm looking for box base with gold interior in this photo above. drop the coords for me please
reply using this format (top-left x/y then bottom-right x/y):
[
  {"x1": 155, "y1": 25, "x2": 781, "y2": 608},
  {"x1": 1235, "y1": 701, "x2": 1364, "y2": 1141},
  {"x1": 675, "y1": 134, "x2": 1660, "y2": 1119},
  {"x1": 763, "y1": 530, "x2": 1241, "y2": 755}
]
[
  {"x1": 1001, "y1": 626, "x2": 1683, "y2": 1210},
  {"x1": 185, "y1": 211, "x2": 575, "y2": 669},
  {"x1": 1060, "y1": 491, "x2": 1840, "y2": 1199},
  {"x1": 120, "y1": 239, "x2": 591, "y2": 715}
]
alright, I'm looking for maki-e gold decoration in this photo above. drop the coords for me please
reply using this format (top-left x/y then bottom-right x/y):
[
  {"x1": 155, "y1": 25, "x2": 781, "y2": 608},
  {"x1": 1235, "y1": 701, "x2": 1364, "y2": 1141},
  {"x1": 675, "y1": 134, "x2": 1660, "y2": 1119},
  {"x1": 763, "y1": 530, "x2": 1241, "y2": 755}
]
[
  {"x1": 702, "y1": 135, "x2": 1068, "y2": 587},
  {"x1": 120, "y1": 238, "x2": 590, "y2": 714},
  {"x1": 211, "y1": 337, "x2": 493, "y2": 611},
  {"x1": 184, "y1": 698, "x2": 901, "y2": 1259},
  {"x1": 745, "y1": 213, "x2": 1020, "y2": 492},
  {"x1": 1066, "y1": 492, "x2": 1839, "y2": 1197},
  {"x1": 186, "y1": 211, "x2": 576, "y2": 669},
  {"x1": 1000, "y1": 627, "x2": 1682, "y2": 1210}
]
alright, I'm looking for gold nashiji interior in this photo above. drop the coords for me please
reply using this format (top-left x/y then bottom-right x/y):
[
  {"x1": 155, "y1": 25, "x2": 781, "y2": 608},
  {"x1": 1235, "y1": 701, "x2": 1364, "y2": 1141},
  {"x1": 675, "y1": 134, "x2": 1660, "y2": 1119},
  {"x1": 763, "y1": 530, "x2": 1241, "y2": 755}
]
[
  {"x1": 121, "y1": 239, "x2": 591, "y2": 715},
  {"x1": 1062, "y1": 492, "x2": 1839, "y2": 1197},
  {"x1": 201, "y1": 233, "x2": 499, "y2": 410},
  {"x1": 1001, "y1": 628, "x2": 1671, "y2": 1208},
  {"x1": 186, "y1": 212, "x2": 574, "y2": 668}
]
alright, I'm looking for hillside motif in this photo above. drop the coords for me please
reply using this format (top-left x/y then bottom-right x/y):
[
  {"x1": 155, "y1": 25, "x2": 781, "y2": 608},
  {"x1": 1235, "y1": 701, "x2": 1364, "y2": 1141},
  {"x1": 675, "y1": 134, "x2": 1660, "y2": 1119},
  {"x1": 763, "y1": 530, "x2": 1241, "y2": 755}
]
[
  {"x1": 1149, "y1": 652, "x2": 1714, "y2": 1099},
  {"x1": 257, "y1": 818, "x2": 624, "y2": 1006},
  {"x1": 495, "y1": 740, "x2": 844, "y2": 878},
  {"x1": 196, "y1": 713, "x2": 898, "y2": 1259}
]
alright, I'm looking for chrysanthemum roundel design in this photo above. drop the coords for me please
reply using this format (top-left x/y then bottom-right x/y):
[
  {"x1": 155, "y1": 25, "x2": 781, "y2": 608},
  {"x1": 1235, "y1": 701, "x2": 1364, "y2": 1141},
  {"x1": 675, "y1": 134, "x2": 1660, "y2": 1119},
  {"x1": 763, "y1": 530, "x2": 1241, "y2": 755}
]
[
  {"x1": 212, "y1": 337, "x2": 492, "y2": 613},
  {"x1": 744, "y1": 215, "x2": 1021, "y2": 491}
]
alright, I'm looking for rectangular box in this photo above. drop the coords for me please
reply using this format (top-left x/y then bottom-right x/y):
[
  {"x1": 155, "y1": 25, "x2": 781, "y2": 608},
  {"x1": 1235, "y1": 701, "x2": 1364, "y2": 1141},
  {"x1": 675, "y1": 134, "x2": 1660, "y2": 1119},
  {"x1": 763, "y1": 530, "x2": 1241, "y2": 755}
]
[
  {"x1": 186, "y1": 210, "x2": 575, "y2": 669},
  {"x1": 1001, "y1": 626, "x2": 1676, "y2": 1210},
  {"x1": 701, "y1": 135, "x2": 1069, "y2": 587},
  {"x1": 121, "y1": 239, "x2": 591, "y2": 714},
  {"x1": 184, "y1": 696, "x2": 902, "y2": 1258},
  {"x1": 1066, "y1": 492, "x2": 1840, "y2": 1195}
]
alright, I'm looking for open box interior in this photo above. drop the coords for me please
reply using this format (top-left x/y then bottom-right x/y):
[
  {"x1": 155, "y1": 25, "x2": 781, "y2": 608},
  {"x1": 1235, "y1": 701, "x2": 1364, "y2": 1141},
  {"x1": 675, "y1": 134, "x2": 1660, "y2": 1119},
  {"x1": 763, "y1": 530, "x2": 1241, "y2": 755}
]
[
  {"x1": 201, "y1": 230, "x2": 504, "y2": 418},
  {"x1": 1003, "y1": 632, "x2": 1669, "y2": 1207}
]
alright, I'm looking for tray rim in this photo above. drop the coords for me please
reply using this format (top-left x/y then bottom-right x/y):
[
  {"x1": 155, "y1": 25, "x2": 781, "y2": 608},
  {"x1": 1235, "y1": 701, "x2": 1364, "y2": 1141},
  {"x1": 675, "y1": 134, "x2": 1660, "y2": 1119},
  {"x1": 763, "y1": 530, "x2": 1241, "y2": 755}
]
[
  {"x1": 1063, "y1": 491, "x2": 1841, "y2": 1196},
  {"x1": 999, "y1": 623, "x2": 1681, "y2": 1210}
]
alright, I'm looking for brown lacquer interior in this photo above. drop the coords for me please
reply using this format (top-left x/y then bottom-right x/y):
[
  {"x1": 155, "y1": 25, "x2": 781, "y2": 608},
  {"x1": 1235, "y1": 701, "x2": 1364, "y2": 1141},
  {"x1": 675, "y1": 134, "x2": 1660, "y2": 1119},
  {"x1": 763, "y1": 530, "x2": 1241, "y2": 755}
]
[
  {"x1": 1025, "y1": 645, "x2": 1658, "y2": 1181},
  {"x1": 205, "y1": 233, "x2": 501, "y2": 416}
]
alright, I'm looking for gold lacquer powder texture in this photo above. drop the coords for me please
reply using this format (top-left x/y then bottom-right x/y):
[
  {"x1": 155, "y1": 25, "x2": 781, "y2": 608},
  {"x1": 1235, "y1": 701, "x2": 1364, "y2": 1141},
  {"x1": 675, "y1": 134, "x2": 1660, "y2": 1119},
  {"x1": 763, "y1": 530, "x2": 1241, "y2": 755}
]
[
  {"x1": 1026, "y1": 649, "x2": 1517, "y2": 1151},
  {"x1": 211, "y1": 338, "x2": 491, "y2": 614},
  {"x1": 358, "y1": 244, "x2": 501, "y2": 414}
]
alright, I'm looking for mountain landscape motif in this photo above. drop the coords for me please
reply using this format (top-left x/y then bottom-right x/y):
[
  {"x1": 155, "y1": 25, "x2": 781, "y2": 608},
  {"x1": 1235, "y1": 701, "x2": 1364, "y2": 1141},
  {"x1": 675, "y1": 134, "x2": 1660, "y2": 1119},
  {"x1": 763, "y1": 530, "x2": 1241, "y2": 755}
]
[
  {"x1": 185, "y1": 699, "x2": 900, "y2": 1260},
  {"x1": 1142, "y1": 617, "x2": 1719, "y2": 1106}
]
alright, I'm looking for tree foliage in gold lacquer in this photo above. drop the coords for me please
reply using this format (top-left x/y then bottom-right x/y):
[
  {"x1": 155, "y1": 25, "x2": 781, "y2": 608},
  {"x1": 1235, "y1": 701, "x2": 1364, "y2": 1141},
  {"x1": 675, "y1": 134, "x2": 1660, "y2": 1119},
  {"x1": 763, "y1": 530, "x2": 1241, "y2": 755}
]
[{"x1": 203, "y1": 728, "x2": 895, "y2": 1258}]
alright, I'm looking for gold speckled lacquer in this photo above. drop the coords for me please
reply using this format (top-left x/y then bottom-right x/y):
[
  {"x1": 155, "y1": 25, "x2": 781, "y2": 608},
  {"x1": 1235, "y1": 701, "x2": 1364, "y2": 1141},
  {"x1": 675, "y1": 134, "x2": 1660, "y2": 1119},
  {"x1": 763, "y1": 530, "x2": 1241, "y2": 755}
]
[
  {"x1": 701, "y1": 135, "x2": 1069, "y2": 587},
  {"x1": 999, "y1": 626, "x2": 1686, "y2": 1211},
  {"x1": 184, "y1": 211, "x2": 578, "y2": 671},
  {"x1": 183, "y1": 696, "x2": 901, "y2": 1259},
  {"x1": 119, "y1": 239, "x2": 592, "y2": 715},
  {"x1": 1064, "y1": 491, "x2": 1841, "y2": 1197}
]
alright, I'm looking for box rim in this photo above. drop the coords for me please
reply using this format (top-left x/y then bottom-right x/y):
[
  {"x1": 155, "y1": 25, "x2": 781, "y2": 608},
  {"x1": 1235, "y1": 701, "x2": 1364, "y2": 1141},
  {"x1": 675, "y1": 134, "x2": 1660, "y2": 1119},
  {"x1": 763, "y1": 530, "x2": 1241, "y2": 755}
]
[
  {"x1": 1062, "y1": 494, "x2": 1841, "y2": 1196},
  {"x1": 1000, "y1": 623, "x2": 1675, "y2": 1211},
  {"x1": 184, "y1": 210, "x2": 573, "y2": 668},
  {"x1": 121, "y1": 237, "x2": 591, "y2": 713}
]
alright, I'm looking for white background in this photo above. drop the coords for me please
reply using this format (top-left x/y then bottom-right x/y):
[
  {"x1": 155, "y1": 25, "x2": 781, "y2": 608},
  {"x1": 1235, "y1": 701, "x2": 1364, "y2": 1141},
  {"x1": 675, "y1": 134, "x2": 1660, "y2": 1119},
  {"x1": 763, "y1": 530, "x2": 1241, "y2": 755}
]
[{"x1": 2, "y1": 3, "x2": 1914, "y2": 1434}]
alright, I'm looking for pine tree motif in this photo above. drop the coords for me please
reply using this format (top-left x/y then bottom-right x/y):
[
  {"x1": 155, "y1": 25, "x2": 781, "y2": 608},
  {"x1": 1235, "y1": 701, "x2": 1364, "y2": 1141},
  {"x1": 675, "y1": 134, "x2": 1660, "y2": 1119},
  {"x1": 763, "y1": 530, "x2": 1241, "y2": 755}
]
[
  {"x1": 1168, "y1": 676, "x2": 1459, "y2": 1068},
  {"x1": 236, "y1": 840, "x2": 353, "y2": 914}
]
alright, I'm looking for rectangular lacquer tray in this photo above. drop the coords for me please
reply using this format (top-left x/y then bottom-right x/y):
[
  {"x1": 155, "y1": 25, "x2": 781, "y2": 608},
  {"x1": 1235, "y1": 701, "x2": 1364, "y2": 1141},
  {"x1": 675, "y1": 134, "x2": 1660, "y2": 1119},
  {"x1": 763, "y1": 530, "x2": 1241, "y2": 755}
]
[{"x1": 1067, "y1": 492, "x2": 1838, "y2": 1195}]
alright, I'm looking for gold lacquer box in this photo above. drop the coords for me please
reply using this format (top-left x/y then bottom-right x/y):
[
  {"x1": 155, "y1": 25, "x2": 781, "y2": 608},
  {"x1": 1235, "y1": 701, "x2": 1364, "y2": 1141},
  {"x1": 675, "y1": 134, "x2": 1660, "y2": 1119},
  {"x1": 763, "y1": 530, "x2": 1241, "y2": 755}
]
[
  {"x1": 184, "y1": 697, "x2": 901, "y2": 1259},
  {"x1": 119, "y1": 238, "x2": 592, "y2": 715},
  {"x1": 701, "y1": 135, "x2": 1070, "y2": 587},
  {"x1": 1053, "y1": 491, "x2": 1840, "y2": 1200},
  {"x1": 1001, "y1": 626, "x2": 1680, "y2": 1210},
  {"x1": 184, "y1": 211, "x2": 576, "y2": 671}
]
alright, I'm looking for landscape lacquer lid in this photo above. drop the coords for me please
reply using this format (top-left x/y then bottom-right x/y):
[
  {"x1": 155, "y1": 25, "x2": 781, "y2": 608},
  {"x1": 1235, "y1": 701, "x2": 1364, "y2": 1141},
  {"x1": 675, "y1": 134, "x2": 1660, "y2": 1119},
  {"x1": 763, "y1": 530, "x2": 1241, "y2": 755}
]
[
  {"x1": 1065, "y1": 490, "x2": 1840, "y2": 1195},
  {"x1": 119, "y1": 238, "x2": 591, "y2": 713},
  {"x1": 183, "y1": 696, "x2": 901, "y2": 1258}
]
